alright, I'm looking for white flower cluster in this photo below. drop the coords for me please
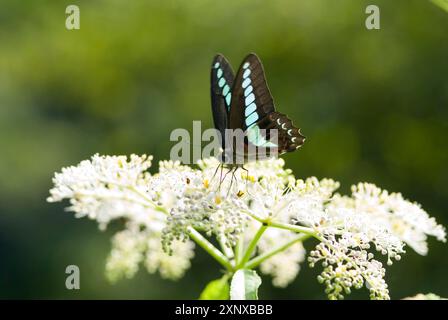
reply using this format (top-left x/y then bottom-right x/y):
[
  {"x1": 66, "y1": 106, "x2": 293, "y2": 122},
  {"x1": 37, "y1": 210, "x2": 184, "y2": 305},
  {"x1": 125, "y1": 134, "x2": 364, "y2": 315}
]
[
  {"x1": 257, "y1": 228, "x2": 306, "y2": 287},
  {"x1": 105, "y1": 226, "x2": 194, "y2": 283},
  {"x1": 47, "y1": 154, "x2": 159, "y2": 229},
  {"x1": 48, "y1": 154, "x2": 195, "y2": 281},
  {"x1": 305, "y1": 182, "x2": 445, "y2": 300},
  {"x1": 48, "y1": 154, "x2": 446, "y2": 299}
]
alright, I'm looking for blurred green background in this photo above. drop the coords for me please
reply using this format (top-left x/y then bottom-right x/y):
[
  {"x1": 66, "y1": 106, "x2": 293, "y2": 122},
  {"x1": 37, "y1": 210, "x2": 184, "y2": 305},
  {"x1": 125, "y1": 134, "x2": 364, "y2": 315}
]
[{"x1": 0, "y1": 0, "x2": 447, "y2": 299}]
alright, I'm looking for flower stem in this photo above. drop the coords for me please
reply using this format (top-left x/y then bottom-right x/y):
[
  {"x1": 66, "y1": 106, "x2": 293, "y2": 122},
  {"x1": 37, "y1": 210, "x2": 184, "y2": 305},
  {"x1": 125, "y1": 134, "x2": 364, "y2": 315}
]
[
  {"x1": 268, "y1": 221, "x2": 322, "y2": 241},
  {"x1": 245, "y1": 233, "x2": 311, "y2": 269},
  {"x1": 234, "y1": 234, "x2": 245, "y2": 266},
  {"x1": 218, "y1": 235, "x2": 235, "y2": 260},
  {"x1": 240, "y1": 209, "x2": 321, "y2": 240},
  {"x1": 237, "y1": 223, "x2": 267, "y2": 269},
  {"x1": 187, "y1": 227, "x2": 233, "y2": 271}
]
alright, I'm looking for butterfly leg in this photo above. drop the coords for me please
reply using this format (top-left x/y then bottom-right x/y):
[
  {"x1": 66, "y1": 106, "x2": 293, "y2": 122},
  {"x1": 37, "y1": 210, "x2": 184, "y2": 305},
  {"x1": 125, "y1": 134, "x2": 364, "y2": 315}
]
[
  {"x1": 210, "y1": 163, "x2": 221, "y2": 186},
  {"x1": 219, "y1": 165, "x2": 233, "y2": 192},
  {"x1": 241, "y1": 165, "x2": 249, "y2": 191},
  {"x1": 218, "y1": 163, "x2": 224, "y2": 191},
  {"x1": 226, "y1": 166, "x2": 238, "y2": 198}
]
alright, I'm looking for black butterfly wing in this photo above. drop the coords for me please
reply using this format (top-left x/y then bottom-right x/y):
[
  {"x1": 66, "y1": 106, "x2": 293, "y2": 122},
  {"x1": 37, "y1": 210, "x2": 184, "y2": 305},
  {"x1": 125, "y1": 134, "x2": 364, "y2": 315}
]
[
  {"x1": 210, "y1": 54, "x2": 234, "y2": 147},
  {"x1": 228, "y1": 53, "x2": 272, "y2": 131},
  {"x1": 229, "y1": 53, "x2": 305, "y2": 155}
]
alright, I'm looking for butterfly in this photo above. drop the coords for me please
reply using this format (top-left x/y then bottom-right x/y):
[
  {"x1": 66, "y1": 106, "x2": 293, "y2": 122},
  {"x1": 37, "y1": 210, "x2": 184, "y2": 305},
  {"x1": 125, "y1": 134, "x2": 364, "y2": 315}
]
[{"x1": 210, "y1": 53, "x2": 305, "y2": 165}]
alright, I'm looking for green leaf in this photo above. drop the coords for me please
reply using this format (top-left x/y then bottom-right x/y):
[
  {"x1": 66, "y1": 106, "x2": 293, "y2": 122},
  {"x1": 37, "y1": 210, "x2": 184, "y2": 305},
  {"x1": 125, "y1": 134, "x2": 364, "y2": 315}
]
[
  {"x1": 432, "y1": 0, "x2": 448, "y2": 13},
  {"x1": 199, "y1": 275, "x2": 230, "y2": 300},
  {"x1": 230, "y1": 269, "x2": 262, "y2": 300}
]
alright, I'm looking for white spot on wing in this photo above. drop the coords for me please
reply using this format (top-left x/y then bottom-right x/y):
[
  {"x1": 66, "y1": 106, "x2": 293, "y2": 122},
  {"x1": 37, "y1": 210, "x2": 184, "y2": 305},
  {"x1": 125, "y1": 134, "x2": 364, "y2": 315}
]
[
  {"x1": 245, "y1": 93, "x2": 255, "y2": 106},
  {"x1": 242, "y1": 78, "x2": 251, "y2": 89},
  {"x1": 244, "y1": 85, "x2": 253, "y2": 97}
]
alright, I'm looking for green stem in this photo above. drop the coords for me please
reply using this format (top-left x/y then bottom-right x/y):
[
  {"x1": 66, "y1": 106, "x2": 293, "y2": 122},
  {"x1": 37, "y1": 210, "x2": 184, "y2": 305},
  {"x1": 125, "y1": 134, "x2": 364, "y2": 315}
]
[
  {"x1": 237, "y1": 223, "x2": 267, "y2": 269},
  {"x1": 268, "y1": 221, "x2": 322, "y2": 241},
  {"x1": 245, "y1": 233, "x2": 311, "y2": 269},
  {"x1": 234, "y1": 234, "x2": 245, "y2": 266},
  {"x1": 187, "y1": 227, "x2": 233, "y2": 271},
  {"x1": 241, "y1": 210, "x2": 265, "y2": 223},
  {"x1": 218, "y1": 236, "x2": 234, "y2": 260},
  {"x1": 240, "y1": 209, "x2": 320, "y2": 240}
]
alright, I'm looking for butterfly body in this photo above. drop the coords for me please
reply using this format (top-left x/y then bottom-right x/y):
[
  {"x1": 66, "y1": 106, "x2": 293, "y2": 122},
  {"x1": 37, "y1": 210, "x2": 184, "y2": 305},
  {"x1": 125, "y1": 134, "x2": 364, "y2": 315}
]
[{"x1": 210, "y1": 53, "x2": 305, "y2": 165}]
